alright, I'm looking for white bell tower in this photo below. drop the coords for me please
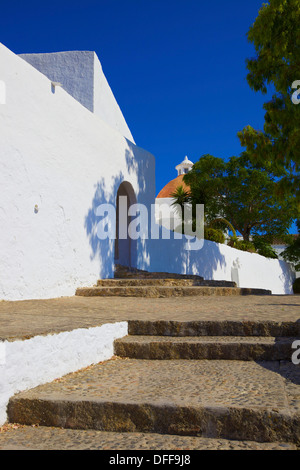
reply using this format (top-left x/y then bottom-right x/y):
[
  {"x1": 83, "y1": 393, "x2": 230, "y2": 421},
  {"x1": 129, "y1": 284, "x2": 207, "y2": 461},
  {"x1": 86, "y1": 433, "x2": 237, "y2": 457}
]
[{"x1": 175, "y1": 156, "x2": 193, "y2": 176}]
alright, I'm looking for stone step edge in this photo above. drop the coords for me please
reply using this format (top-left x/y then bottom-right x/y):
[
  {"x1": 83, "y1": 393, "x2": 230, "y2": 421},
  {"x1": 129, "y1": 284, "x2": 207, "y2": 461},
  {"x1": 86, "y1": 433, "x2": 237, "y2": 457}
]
[
  {"x1": 115, "y1": 335, "x2": 297, "y2": 344},
  {"x1": 75, "y1": 286, "x2": 272, "y2": 297},
  {"x1": 7, "y1": 397, "x2": 300, "y2": 445},
  {"x1": 127, "y1": 320, "x2": 300, "y2": 337},
  {"x1": 97, "y1": 279, "x2": 237, "y2": 287},
  {"x1": 114, "y1": 264, "x2": 204, "y2": 280},
  {"x1": 114, "y1": 336, "x2": 297, "y2": 361}
]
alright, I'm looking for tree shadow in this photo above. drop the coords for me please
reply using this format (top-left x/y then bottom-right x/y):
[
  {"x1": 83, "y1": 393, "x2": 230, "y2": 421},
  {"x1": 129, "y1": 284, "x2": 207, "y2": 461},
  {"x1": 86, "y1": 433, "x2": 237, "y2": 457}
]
[
  {"x1": 84, "y1": 138, "x2": 293, "y2": 288},
  {"x1": 84, "y1": 172, "x2": 124, "y2": 279},
  {"x1": 258, "y1": 355, "x2": 300, "y2": 387},
  {"x1": 84, "y1": 138, "x2": 154, "y2": 277},
  {"x1": 125, "y1": 138, "x2": 227, "y2": 279},
  {"x1": 256, "y1": 318, "x2": 300, "y2": 387},
  {"x1": 189, "y1": 240, "x2": 227, "y2": 281},
  {"x1": 123, "y1": 139, "x2": 154, "y2": 271},
  {"x1": 278, "y1": 259, "x2": 297, "y2": 295},
  {"x1": 146, "y1": 229, "x2": 227, "y2": 280}
]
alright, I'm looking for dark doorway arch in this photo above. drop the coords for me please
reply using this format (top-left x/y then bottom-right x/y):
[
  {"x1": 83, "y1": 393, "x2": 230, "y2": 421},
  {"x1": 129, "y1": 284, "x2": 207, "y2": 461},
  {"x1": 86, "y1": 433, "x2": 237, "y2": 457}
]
[{"x1": 114, "y1": 181, "x2": 137, "y2": 268}]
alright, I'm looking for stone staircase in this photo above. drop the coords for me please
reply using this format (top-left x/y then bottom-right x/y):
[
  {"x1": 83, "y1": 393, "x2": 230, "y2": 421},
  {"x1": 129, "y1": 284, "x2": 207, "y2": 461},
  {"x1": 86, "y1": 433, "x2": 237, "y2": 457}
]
[
  {"x1": 1, "y1": 266, "x2": 298, "y2": 449},
  {"x1": 114, "y1": 264, "x2": 207, "y2": 280},
  {"x1": 5, "y1": 316, "x2": 300, "y2": 449},
  {"x1": 115, "y1": 328, "x2": 295, "y2": 362},
  {"x1": 75, "y1": 265, "x2": 272, "y2": 297}
]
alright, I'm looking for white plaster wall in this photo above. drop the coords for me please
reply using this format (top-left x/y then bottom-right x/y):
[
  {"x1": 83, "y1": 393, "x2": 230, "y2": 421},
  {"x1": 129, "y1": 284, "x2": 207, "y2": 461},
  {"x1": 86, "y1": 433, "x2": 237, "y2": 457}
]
[
  {"x1": 0, "y1": 322, "x2": 128, "y2": 425},
  {"x1": 146, "y1": 227, "x2": 295, "y2": 295},
  {"x1": 155, "y1": 197, "x2": 183, "y2": 230},
  {"x1": 19, "y1": 50, "x2": 134, "y2": 143},
  {"x1": 93, "y1": 53, "x2": 135, "y2": 143},
  {"x1": 0, "y1": 43, "x2": 155, "y2": 301},
  {"x1": 19, "y1": 51, "x2": 95, "y2": 113},
  {"x1": 273, "y1": 245, "x2": 300, "y2": 278}
]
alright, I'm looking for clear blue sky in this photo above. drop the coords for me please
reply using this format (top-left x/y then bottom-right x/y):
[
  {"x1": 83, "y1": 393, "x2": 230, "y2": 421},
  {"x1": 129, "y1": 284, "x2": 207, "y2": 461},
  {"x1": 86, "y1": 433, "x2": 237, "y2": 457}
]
[{"x1": 1, "y1": 0, "x2": 296, "y2": 232}]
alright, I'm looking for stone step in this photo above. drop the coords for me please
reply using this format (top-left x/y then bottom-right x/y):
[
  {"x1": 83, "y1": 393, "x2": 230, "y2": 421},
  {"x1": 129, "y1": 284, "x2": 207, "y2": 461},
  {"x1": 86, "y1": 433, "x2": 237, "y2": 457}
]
[
  {"x1": 0, "y1": 425, "x2": 296, "y2": 450},
  {"x1": 114, "y1": 335, "x2": 296, "y2": 361},
  {"x1": 114, "y1": 264, "x2": 204, "y2": 280},
  {"x1": 7, "y1": 358, "x2": 300, "y2": 445},
  {"x1": 97, "y1": 279, "x2": 237, "y2": 287},
  {"x1": 75, "y1": 285, "x2": 271, "y2": 298},
  {"x1": 127, "y1": 320, "x2": 300, "y2": 337}
]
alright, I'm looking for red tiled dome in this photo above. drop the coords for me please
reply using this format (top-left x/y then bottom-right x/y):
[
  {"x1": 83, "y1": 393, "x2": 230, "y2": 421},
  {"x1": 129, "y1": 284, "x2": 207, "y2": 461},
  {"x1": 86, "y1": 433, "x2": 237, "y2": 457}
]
[{"x1": 156, "y1": 174, "x2": 190, "y2": 198}]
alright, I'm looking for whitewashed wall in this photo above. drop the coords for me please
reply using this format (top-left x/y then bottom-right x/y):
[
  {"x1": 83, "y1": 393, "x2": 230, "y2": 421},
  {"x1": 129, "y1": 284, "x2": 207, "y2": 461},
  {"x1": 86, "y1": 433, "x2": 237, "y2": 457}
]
[
  {"x1": 145, "y1": 230, "x2": 295, "y2": 295},
  {"x1": 0, "y1": 43, "x2": 155, "y2": 301},
  {"x1": 19, "y1": 51, "x2": 135, "y2": 143},
  {"x1": 0, "y1": 43, "x2": 295, "y2": 300},
  {"x1": 93, "y1": 53, "x2": 135, "y2": 143},
  {"x1": 0, "y1": 322, "x2": 128, "y2": 425},
  {"x1": 155, "y1": 197, "x2": 183, "y2": 230}
]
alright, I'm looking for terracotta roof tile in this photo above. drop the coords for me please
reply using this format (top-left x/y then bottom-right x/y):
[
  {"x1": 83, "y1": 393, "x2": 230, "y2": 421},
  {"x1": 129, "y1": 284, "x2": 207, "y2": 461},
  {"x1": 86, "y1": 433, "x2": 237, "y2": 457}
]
[{"x1": 156, "y1": 175, "x2": 190, "y2": 198}]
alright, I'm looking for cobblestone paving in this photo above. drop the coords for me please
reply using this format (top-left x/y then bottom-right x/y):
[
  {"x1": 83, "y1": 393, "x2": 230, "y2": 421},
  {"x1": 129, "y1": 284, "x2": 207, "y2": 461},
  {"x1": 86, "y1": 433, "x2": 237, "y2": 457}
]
[
  {"x1": 1, "y1": 294, "x2": 300, "y2": 450},
  {"x1": 7, "y1": 358, "x2": 293, "y2": 410},
  {"x1": 0, "y1": 295, "x2": 299, "y2": 340},
  {"x1": 7, "y1": 358, "x2": 300, "y2": 444},
  {"x1": 0, "y1": 425, "x2": 296, "y2": 450}
]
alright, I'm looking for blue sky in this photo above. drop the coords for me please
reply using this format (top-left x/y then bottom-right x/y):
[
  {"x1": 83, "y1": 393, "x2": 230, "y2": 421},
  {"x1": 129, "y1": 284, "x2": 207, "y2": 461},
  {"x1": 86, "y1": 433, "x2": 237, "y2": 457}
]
[{"x1": 1, "y1": 0, "x2": 296, "y2": 232}]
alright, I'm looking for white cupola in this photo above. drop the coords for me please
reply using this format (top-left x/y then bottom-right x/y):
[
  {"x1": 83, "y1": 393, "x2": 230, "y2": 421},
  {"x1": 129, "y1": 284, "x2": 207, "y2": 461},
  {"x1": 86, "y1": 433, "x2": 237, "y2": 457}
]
[{"x1": 175, "y1": 156, "x2": 193, "y2": 176}]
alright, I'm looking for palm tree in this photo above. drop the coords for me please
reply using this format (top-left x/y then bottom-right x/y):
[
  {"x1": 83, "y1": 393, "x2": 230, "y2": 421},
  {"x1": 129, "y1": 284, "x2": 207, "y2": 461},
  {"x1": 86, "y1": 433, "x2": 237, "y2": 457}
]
[{"x1": 170, "y1": 185, "x2": 191, "y2": 234}]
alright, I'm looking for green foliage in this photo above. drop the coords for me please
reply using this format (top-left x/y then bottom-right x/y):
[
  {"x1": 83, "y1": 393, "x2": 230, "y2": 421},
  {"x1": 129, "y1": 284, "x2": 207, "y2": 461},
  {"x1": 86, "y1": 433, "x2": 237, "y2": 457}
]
[
  {"x1": 204, "y1": 227, "x2": 225, "y2": 244},
  {"x1": 228, "y1": 238, "x2": 256, "y2": 253},
  {"x1": 183, "y1": 153, "x2": 295, "y2": 242},
  {"x1": 210, "y1": 217, "x2": 237, "y2": 239},
  {"x1": 281, "y1": 220, "x2": 300, "y2": 270},
  {"x1": 252, "y1": 237, "x2": 278, "y2": 259},
  {"x1": 170, "y1": 185, "x2": 193, "y2": 235},
  {"x1": 293, "y1": 278, "x2": 300, "y2": 294},
  {"x1": 240, "y1": 0, "x2": 300, "y2": 209},
  {"x1": 246, "y1": 0, "x2": 300, "y2": 96},
  {"x1": 227, "y1": 235, "x2": 278, "y2": 258},
  {"x1": 170, "y1": 186, "x2": 190, "y2": 210}
]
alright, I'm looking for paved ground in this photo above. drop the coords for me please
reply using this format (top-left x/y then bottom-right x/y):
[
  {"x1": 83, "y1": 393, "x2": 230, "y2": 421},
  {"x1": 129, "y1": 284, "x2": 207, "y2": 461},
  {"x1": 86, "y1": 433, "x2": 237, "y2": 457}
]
[
  {"x1": 1, "y1": 294, "x2": 299, "y2": 450},
  {"x1": 9, "y1": 358, "x2": 292, "y2": 410},
  {"x1": 1, "y1": 294, "x2": 299, "y2": 341},
  {"x1": 4, "y1": 357, "x2": 300, "y2": 449},
  {"x1": 0, "y1": 425, "x2": 296, "y2": 450}
]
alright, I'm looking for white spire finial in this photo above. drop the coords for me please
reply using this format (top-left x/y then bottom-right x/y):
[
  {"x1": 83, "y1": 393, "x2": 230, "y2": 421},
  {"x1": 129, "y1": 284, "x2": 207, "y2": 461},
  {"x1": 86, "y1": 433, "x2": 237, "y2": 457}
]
[{"x1": 175, "y1": 156, "x2": 193, "y2": 176}]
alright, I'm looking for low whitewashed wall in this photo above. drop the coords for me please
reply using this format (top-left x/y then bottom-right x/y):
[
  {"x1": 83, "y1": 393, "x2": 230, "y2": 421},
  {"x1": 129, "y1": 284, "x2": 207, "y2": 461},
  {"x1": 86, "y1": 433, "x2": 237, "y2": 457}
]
[
  {"x1": 144, "y1": 230, "x2": 295, "y2": 295},
  {"x1": 0, "y1": 322, "x2": 128, "y2": 425}
]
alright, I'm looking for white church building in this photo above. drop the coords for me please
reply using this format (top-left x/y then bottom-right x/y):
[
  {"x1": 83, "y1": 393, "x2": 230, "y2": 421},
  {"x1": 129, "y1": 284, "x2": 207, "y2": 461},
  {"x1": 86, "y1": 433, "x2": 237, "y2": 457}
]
[
  {"x1": 155, "y1": 155, "x2": 193, "y2": 230},
  {"x1": 0, "y1": 42, "x2": 296, "y2": 299}
]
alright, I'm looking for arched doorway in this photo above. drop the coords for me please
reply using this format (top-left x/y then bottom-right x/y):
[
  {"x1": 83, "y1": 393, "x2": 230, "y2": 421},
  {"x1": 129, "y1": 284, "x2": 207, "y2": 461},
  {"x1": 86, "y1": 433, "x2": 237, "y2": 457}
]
[{"x1": 114, "y1": 181, "x2": 137, "y2": 268}]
